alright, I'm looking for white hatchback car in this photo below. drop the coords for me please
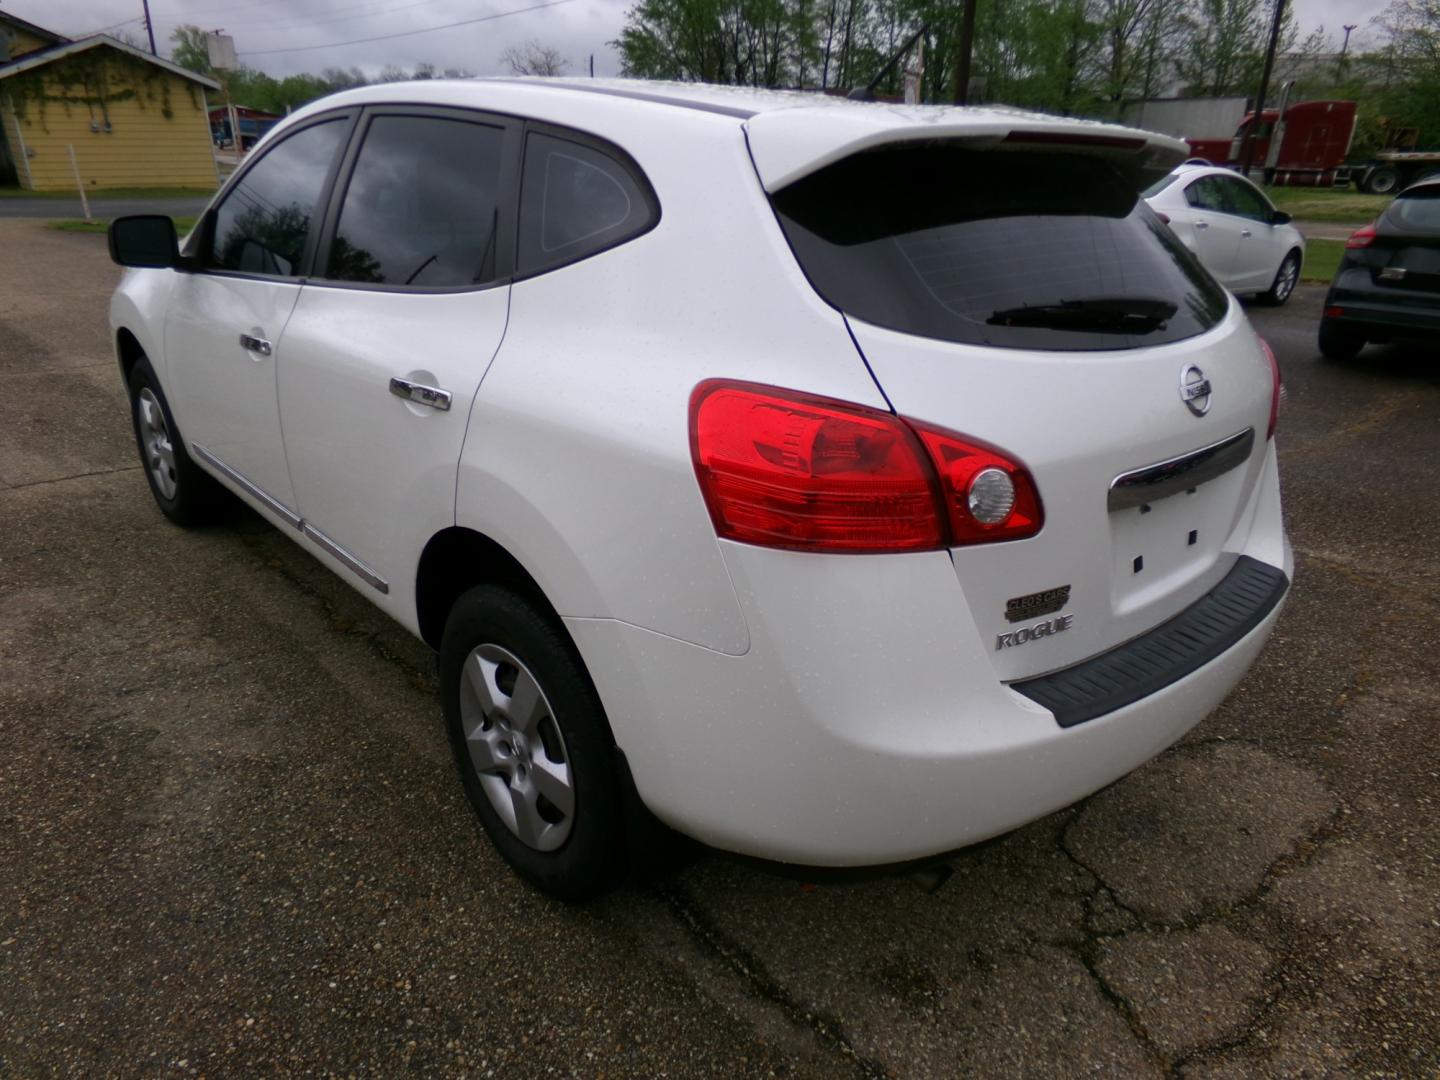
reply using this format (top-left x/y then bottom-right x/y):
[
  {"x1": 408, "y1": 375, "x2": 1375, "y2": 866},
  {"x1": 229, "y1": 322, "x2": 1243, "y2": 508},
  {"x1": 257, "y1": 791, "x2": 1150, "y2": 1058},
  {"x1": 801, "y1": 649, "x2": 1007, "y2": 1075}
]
[
  {"x1": 109, "y1": 79, "x2": 1291, "y2": 899},
  {"x1": 1145, "y1": 164, "x2": 1306, "y2": 305}
]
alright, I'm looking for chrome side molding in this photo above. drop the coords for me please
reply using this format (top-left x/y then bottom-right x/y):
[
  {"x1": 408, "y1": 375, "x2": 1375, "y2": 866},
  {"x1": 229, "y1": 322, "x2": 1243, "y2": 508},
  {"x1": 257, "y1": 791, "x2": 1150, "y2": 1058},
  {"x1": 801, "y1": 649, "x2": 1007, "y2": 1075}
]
[
  {"x1": 190, "y1": 444, "x2": 389, "y2": 594},
  {"x1": 1108, "y1": 427, "x2": 1255, "y2": 512},
  {"x1": 192, "y1": 443, "x2": 302, "y2": 530},
  {"x1": 301, "y1": 522, "x2": 390, "y2": 594}
]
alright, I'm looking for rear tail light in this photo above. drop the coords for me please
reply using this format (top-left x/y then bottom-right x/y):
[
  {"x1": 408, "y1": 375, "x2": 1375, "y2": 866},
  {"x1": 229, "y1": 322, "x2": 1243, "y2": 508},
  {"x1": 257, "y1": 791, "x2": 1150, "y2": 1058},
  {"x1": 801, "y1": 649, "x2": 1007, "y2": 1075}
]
[
  {"x1": 1156, "y1": 211, "x2": 1172, "y2": 225},
  {"x1": 908, "y1": 424, "x2": 1044, "y2": 545},
  {"x1": 1345, "y1": 223, "x2": 1377, "y2": 249},
  {"x1": 1258, "y1": 336, "x2": 1281, "y2": 440},
  {"x1": 690, "y1": 381, "x2": 1043, "y2": 553},
  {"x1": 1323, "y1": 305, "x2": 1345, "y2": 319}
]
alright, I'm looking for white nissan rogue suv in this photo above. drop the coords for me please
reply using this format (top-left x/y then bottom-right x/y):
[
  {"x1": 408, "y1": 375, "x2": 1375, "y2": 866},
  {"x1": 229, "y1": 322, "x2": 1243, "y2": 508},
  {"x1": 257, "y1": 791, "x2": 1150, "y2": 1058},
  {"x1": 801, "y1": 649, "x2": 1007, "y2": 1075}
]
[{"x1": 108, "y1": 79, "x2": 1291, "y2": 899}]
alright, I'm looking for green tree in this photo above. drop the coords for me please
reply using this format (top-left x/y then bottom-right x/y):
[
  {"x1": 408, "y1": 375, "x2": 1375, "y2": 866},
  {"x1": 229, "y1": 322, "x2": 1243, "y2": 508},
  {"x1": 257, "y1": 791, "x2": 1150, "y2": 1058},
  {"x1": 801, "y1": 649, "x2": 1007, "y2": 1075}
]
[
  {"x1": 1370, "y1": 0, "x2": 1440, "y2": 139},
  {"x1": 169, "y1": 25, "x2": 212, "y2": 75}
]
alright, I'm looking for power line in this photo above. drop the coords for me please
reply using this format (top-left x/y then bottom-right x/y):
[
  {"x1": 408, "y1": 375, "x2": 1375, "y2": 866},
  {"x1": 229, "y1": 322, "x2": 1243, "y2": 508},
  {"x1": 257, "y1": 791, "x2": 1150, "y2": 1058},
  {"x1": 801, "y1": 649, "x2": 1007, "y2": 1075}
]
[
  {"x1": 174, "y1": 0, "x2": 313, "y2": 21},
  {"x1": 78, "y1": 13, "x2": 146, "y2": 37},
  {"x1": 237, "y1": 0, "x2": 576, "y2": 56},
  {"x1": 200, "y1": 0, "x2": 462, "y2": 38}
]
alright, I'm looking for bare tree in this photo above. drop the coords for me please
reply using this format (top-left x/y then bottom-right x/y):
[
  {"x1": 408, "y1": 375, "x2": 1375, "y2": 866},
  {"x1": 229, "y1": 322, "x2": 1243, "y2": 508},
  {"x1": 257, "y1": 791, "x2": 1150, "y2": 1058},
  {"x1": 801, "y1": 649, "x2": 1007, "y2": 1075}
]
[{"x1": 500, "y1": 40, "x2": 570, "y2": 76}]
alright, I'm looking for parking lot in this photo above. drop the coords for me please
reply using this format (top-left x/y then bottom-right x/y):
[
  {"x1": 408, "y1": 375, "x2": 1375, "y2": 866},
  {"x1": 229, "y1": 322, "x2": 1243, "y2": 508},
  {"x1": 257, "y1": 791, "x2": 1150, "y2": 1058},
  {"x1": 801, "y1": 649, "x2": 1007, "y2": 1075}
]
[{"x1": 1, "y1": 215, "x2": 1436, "y2": 1077}]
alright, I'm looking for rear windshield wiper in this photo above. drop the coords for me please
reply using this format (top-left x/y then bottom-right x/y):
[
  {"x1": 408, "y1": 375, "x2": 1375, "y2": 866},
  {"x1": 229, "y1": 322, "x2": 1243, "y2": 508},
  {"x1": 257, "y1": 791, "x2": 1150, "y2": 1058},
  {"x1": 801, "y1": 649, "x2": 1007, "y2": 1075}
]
[{"x1": 988, "y1": 296, "x2": 1178, "y2": 333}]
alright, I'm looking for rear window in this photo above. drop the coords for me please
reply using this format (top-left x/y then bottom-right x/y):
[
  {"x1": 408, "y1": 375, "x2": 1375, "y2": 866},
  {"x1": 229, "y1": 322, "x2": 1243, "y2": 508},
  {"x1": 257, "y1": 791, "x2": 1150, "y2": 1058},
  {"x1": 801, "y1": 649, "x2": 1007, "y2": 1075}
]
[
  {"x1": 773, "y1": 145, "x2": 1230, "y2": 351},
  {"x1": 1386, "y1": 186, "x2": 1440, "y2": 230}
]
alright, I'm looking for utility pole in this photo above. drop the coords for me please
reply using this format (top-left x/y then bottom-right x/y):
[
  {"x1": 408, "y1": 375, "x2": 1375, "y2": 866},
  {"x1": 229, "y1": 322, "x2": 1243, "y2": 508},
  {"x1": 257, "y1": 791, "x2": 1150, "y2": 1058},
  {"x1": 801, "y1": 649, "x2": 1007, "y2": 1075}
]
[
  {"x1": 1237, "y1": 0, "x2": 1286, "y2": 178},
  {"x1": 141, "y1": 0, "x2": 156, "y2": 53},
  {"x1": 951, "y1": 0, "x2": 978, "y2": 104},
  {"x1": 1338, "y1": 23, "x2": 1357, "y2": 77}
]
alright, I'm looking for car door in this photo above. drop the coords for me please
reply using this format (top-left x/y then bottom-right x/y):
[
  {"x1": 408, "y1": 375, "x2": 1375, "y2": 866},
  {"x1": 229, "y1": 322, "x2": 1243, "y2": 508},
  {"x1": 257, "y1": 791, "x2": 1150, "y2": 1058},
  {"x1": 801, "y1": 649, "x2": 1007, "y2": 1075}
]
[
  {"x1": 1217, "y1": 176, "x2": 1283, "y2": 290},
  {"x1": 1180, "y1": 176, "x2": 1244, "y2": 285},
  {"x1": 275, "y1": 107, "x2": 520, "y2": 616},
  {"x1": 165, "y1": 113, "x2": 355, "y2": 518}
]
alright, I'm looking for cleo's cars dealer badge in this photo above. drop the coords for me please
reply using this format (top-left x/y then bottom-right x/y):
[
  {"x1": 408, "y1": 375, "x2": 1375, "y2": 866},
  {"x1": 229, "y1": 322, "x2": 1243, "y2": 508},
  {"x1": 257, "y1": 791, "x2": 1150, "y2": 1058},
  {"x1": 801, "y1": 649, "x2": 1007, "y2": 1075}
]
[{"x1": 998, "y1": 586, "x2": 1074, "y2": 651}]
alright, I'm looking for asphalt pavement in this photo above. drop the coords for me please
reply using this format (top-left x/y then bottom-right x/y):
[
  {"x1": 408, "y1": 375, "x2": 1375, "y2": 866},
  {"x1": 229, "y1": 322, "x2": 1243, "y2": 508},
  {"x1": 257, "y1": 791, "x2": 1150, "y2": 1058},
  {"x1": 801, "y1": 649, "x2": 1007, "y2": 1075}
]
[{"x1": 1, "y1": 219, "x2": 1436, "y2": 1077}]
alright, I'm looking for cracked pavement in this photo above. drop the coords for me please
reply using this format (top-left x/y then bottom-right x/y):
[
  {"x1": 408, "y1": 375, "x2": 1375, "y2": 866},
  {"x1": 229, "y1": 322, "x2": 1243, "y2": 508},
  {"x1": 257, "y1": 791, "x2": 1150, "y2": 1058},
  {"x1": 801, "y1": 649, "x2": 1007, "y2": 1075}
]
[{"x1": 1, "y1": 217, "x2": 1437, "y2": 1076}]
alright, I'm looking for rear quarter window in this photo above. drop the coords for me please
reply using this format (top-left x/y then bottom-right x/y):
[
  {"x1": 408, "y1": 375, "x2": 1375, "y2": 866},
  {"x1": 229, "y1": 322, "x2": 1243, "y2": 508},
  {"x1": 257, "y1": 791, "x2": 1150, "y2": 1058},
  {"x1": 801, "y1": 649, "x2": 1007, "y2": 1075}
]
[
  {"x1": 516, "y1": 131, "x2": 658, "y2": 277},
  {"x1": 773, "y1": 145, "x2": 1230, "y2": 351}
]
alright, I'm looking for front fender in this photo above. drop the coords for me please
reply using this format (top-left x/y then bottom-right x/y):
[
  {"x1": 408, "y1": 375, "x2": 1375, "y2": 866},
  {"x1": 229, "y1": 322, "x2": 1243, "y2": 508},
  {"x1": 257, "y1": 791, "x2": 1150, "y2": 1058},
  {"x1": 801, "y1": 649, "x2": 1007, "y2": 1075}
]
[{"x1": 109, "y1": 267, "x2": 178, "y2": 384}]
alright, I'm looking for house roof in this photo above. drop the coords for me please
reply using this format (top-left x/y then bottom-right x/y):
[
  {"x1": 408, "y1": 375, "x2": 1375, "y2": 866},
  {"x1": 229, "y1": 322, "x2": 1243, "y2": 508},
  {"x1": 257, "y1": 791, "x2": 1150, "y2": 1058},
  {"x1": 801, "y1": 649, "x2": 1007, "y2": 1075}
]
[
  {"x1": 0, "y1": 34, "x2": 221, "y2": 91},
  {"x1": 0, "y1": 9, "x2": 68, "y2": 49}
]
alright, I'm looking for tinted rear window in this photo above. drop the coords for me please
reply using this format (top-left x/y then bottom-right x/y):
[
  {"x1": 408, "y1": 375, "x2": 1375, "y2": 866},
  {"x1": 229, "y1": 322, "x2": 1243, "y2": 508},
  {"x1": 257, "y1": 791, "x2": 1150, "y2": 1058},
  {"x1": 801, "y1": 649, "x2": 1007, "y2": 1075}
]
[
  {"x1": 773, "y1": 146, "x2": 1229, "y2": 351},
  {"x1": 1386, "y1": 186, "x2": 1440, "y2": 230}
]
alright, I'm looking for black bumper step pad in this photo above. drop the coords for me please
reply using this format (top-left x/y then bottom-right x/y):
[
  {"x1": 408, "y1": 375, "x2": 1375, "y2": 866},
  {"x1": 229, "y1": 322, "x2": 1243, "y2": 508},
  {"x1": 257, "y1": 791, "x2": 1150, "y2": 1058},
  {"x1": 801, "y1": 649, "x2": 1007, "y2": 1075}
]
[{"x1": 1012, "y1": 555, "x2": 1289, "y2": 729}]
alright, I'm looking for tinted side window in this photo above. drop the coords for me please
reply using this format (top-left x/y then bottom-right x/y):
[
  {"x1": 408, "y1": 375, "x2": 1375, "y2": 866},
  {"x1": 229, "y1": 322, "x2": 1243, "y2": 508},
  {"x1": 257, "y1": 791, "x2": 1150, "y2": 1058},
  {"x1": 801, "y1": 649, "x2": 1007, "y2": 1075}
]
[
  {"x1": 209, "y1": 119, "x2": 346, "y2": 276},
  {"x1": 1186, "y1": 177, "x2": 1222, "y2": 211},
  {"x1": 325, "y1": 115, "x2": 506, "y2": 288},
  {"x1": 1220, "y1": 178, "x2": 1270, "y2": 221},
  {"x1": 517, "y1": 132, "x2": 656, "y2": 276}
]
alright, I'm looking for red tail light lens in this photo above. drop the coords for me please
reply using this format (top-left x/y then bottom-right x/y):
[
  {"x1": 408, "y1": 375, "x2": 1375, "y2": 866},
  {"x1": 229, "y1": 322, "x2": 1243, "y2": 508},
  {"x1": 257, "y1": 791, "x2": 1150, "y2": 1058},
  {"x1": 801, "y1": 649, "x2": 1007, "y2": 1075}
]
[
  {"x1": 1156, "y1": 211, "x2": 1172, "y2": 225},
  {"x1": 690, "y1": 381, "x2": 944, "y2": 552},
  {"x1": 690, "y1": 381, "x2": 1043, "y2": 553},
  {"x1": 909, "y1": 424, "x2": 1044, "y2": 544},
  {"x1": 1258, "y1": 336, "x2": 1281, "y2": 440},
  {"x1": 1346, "y1": 223, "x2": 1376, "y2": 249}
]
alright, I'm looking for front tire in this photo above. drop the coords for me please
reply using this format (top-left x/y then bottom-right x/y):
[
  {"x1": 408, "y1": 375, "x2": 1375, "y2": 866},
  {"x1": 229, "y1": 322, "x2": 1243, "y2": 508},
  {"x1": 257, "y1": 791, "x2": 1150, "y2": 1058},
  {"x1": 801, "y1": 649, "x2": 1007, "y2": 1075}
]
[
  {"x1": 126, "y1": 355, "x2": 226, "y2": 526},
  {"x1": 440, "y1": 585, "x2": 626, "y2": 901},
  {"x1": 1318, "y1": 321, "x2": 1365, "y2": 361},
  {"x1": 1258, "y1": 250, "x2": 1301, "y2": 306}
]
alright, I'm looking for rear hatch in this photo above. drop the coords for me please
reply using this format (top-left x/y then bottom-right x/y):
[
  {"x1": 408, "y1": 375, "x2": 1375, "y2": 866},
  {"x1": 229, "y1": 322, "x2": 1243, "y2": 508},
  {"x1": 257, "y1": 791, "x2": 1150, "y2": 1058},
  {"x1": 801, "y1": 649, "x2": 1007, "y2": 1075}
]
[
  {"x1": 1353, "y1": 184, "x2": 1440, "y2": 306},
  {"x1": 749, "y1": 115, "x2": 1277, "y2": 680}
]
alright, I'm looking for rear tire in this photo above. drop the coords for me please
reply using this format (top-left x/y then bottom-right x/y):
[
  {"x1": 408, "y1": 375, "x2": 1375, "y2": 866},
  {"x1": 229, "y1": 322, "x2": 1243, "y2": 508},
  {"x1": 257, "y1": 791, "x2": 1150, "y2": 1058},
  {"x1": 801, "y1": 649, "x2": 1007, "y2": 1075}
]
[
  {"x1": 126, "y1": 355, "x2": 226, "y2": 526},
  {"x1": 440, "y1": 585, "x2": 626, "y2": 901},
  {"x1": 1258, "y1": 250, "x2": 1301, "y2": 306},
  {"x1": 1363, "y1": 166, "x2": 1400, "y2": 195},
  {"x1": 1318, "y1": 321, "x2": 1365, "y2": 361}
]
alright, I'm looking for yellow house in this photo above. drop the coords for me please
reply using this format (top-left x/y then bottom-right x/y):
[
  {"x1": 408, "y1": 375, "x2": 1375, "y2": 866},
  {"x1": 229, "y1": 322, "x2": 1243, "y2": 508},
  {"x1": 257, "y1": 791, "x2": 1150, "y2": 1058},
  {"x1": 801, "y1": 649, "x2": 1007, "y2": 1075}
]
[{"x1": 0, "y1": 13, "x2": 221, "y2": 192}]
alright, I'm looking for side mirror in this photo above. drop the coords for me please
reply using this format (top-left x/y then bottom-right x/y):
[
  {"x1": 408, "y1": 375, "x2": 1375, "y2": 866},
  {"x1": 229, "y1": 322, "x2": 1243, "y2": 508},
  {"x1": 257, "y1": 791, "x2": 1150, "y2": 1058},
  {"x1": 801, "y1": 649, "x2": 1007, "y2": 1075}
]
[
  {"x1": 108, "y1": 215, "x2": 179, "y2": 269},
  {"x1": 1268, "y1": 209, "x2": 1292, "y2": 226}
]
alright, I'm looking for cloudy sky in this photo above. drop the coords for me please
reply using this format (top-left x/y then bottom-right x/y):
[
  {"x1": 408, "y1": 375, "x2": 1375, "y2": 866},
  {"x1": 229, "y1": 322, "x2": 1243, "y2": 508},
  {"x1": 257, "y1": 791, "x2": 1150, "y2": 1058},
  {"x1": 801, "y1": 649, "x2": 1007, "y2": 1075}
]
[{"x1": 3, "y1": 0, "x2": 1392, "y2": 82}]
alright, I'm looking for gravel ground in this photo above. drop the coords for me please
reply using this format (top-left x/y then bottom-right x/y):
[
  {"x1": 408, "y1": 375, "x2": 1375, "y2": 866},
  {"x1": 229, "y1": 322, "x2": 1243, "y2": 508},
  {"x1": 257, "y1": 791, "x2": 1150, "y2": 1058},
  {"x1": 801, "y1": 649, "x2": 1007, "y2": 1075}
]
[{"x1": 1, "y1": 218, "x2": 1436, "y2": 1077}]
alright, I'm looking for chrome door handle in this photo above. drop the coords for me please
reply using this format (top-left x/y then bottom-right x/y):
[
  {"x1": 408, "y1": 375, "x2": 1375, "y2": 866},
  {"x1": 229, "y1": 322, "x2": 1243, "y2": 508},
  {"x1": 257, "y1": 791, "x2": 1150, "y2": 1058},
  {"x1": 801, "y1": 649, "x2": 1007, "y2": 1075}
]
[
  {"x1": 239, "y1": 333, "x2": 272, "y2": 356},
  {"x1": 1194, "y1": 220, "x2": 1209, "y2": 230},
  {"x1": 1241, "y1": 229, "x2": 1253, "y2": 238},
  {"x1": 389, "y1": 377, "x2": 452, "y2": 412}
]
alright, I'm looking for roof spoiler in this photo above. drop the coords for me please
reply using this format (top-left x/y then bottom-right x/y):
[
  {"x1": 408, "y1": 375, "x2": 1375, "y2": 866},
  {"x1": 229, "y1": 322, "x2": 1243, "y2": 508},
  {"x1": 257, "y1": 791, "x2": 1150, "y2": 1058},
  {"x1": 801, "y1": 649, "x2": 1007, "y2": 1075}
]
[{"x1": 744, "y1": 109, "x2": 1188, "y2": 192}]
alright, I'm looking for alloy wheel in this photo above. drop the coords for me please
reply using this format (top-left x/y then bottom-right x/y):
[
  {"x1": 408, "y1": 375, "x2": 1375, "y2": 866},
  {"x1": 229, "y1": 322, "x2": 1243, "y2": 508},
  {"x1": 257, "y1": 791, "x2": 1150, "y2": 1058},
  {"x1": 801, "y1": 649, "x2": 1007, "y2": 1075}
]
[
  {"x1": 458, "y1": 643, "x2": 575, "y2": 851},
  {"x1": 137, "y1": 387, "x2": 178, "y2": 500},
  {"x1": 1275, "y1": 255, "x2": 1299, "y2": 303}
]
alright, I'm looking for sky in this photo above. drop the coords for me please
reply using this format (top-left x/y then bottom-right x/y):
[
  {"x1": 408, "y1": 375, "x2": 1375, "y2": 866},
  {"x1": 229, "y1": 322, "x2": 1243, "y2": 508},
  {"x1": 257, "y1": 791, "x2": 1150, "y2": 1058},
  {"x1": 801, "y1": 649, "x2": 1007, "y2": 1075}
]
[{"x1": 1, "y1": 0, "x2": 1393, "y2": 83}]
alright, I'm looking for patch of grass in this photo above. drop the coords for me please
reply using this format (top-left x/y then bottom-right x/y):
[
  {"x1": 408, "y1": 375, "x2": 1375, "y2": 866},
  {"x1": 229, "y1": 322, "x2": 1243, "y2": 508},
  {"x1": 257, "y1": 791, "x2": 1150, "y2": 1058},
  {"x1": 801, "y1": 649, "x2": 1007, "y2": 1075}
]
[
  {"x1": 1265, "y1": 186, "x2": 1391, "y2": 224},
  {"x1": 1301, "y1": 238, "x2": 1345, "y2": 283},
  {"x1": 49, "y1": 216, "x2": 198, "y2": 236},
  {"x1": 0, "y1": 186, "x2": 216, "y2": 199}
]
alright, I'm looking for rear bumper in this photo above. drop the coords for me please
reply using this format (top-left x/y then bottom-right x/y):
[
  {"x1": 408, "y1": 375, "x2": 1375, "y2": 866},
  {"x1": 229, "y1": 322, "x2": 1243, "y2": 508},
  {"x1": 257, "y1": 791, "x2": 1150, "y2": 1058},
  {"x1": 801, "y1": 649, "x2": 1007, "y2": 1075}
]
[
  {"x1": 568, "y1": 456, "x2": 1290, "y2": 866},
  {"x1": 1014, "y1": 555, "x2": 1288, "y2": 728},
  {"x1": 1324, "y1": 280, "x2": 1440, "y2": 337},
  {"x1": 571, "y1": 578, "x2": 1286, "y2": 866}
]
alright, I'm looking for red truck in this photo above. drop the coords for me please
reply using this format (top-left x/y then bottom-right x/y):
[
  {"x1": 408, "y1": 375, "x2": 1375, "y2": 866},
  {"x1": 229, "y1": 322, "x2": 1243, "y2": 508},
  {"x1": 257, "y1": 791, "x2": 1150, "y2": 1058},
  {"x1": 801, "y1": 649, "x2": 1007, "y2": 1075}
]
[{"x1": 1186, "y1": 99, "x2": 1358, "y2": 187}]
